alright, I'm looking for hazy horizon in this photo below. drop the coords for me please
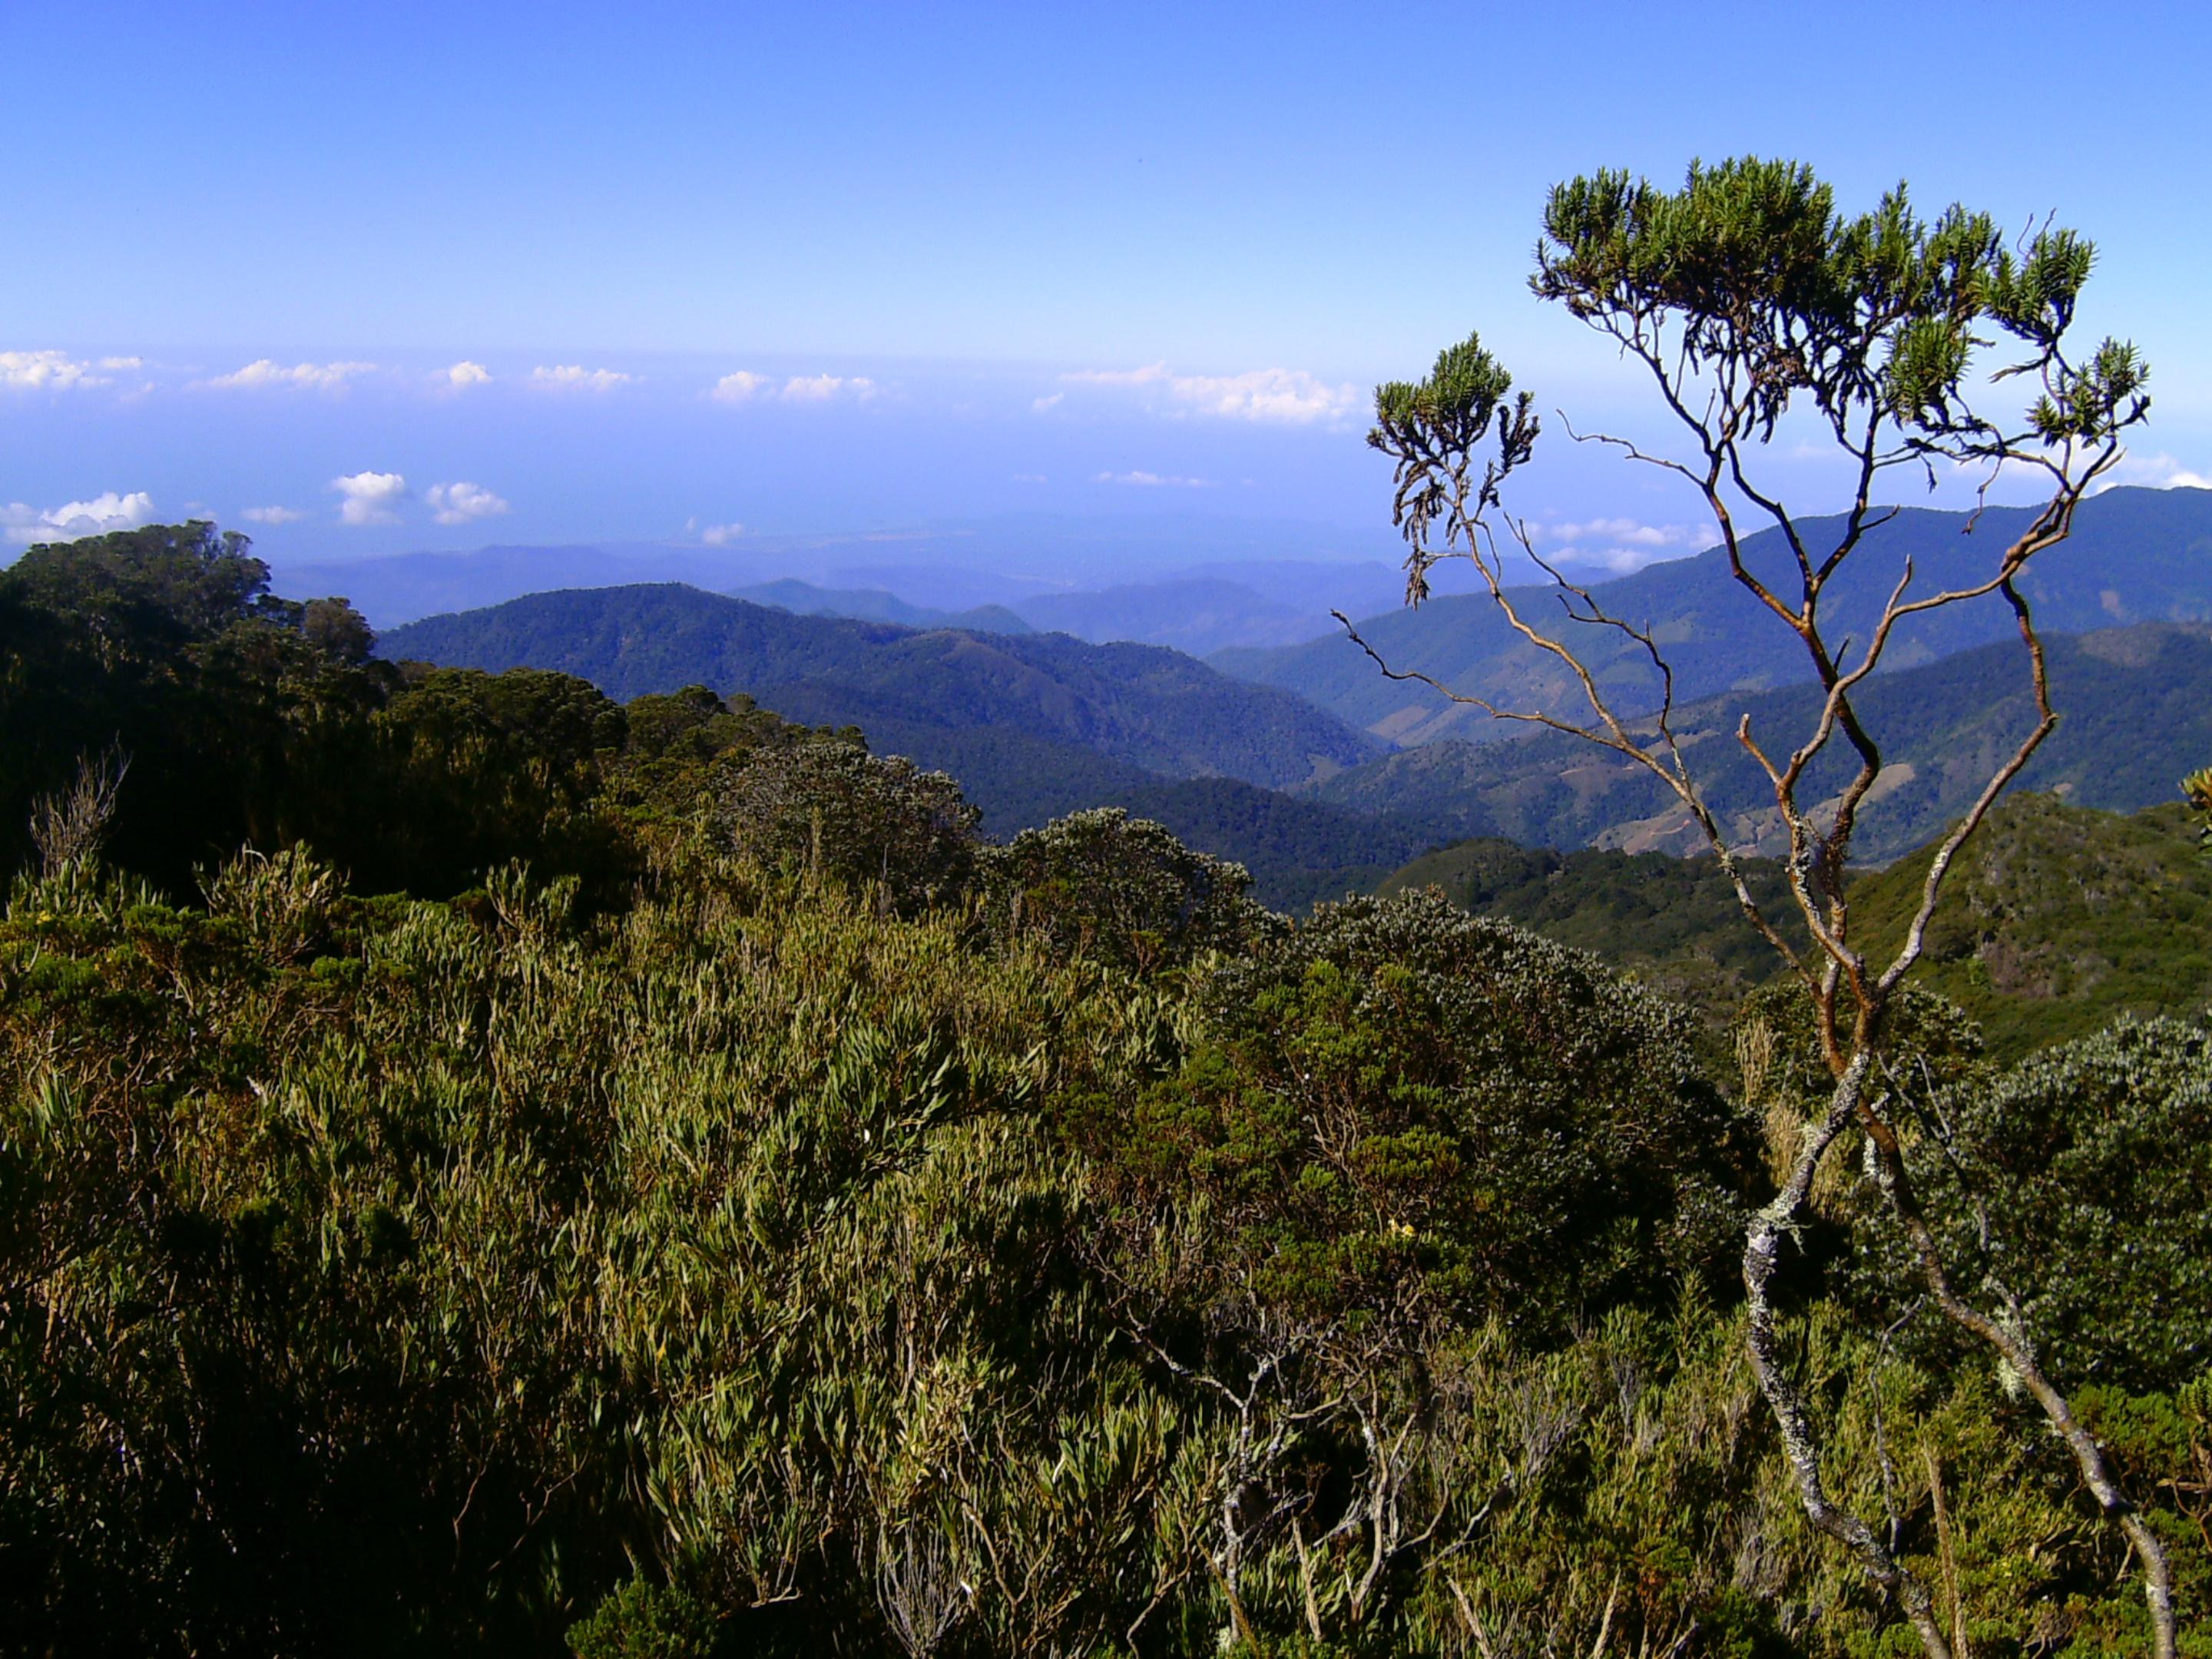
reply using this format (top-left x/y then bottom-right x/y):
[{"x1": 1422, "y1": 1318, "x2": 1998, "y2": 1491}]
[{"x1": 8, "y1": 2, "x2": 2210, "y2": 583}]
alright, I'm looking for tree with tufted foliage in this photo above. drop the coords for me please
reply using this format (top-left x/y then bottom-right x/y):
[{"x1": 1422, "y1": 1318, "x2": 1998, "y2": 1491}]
[
  {"x1": 1357, "y1": 158, "x2": 2171, "y2": 1657},
  {"x1": 983, "y1": 806, "x2": 1267, "y2": 975},
  {"x1": 716, "y1": 737, "x2": 982, "y2": 914}
]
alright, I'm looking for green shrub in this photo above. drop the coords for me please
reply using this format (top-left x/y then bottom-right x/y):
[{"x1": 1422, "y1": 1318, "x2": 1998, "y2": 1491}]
[
  {"x1": 1094, "y1": 889, "x2": 1757, "y2": 1332},
  {"x1": 568, "y1": 1579, "x2": 717, "y2": 1659},
  {"x1": 716, "y1": 739, "x2": 979, "y2": 912},
  {"x1": 1850, "y1": 1013, "x2": 2212, "y2": 1393},
  {"x1": 984, "y1": 806, "x2": 1268, "y2": 974}
]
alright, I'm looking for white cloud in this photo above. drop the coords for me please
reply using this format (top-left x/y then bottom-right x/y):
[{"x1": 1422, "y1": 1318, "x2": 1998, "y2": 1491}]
[
  {"x1": 1586, "y1": 546, "x2": 1667, "y2": 575},
  {"x1": 780, "y1": 373, "x2": 876, "y2": 402},
  {"x1": 425, "y1": 481, "x2": 509, "y2": 525},
  {"x1": 0, "y1": 349, "x2": 118, "y2": 391},
  {"x1": 2091, "y1": 451, "x2": 2212, "y2": 493},
  {"x1": 1525, "y1": 516, "x2": 1703, "y2": 573},
  {"x1": 1031, "y1": 392, "x2": 1064, "y2": 412},
  {"x1": 1168, "y1": 368, "x2": 1359, "y2": 423},
  {"x1": 1094, "y1": 469, "x2": 1212, "y2": 488},
  {"x1": 698, "y1": 522, "x2": 746, "y2": 546},
  {"x1": 332, "y1": 471, "x2": 408, "y2": 526},
  {"x1": 442, "y1": 360, "x2": 492, "y2": 389},
  {"x1": 710, "y1": 370, "x2": 770, "y2": 402},
  {"x1": 240, "y1": 505, "x2": 307, "y2": 525},
  {"x1": 1065, "y1": 363, "x2": 1171, "y2": 388},
  {"x1": 2, "y1": 489, "x2": 157, "y2": 544},
  {"x1": 1539, "y1": 517, "x2": 1697, "y2": 549},
  {"x1": 98, "y1": 356, "x2": 142, "y2": 372},
  {"x1": 531, "y1": 364, "x2": 634, "y2": 392},
  {"x1": 1060, "y1": 362, "x2": 1359, "y2": 424},
  {"x1": 709, "y1": 370, "x2": 877, "y2": 403},
  {"x1": 207, "y1": 359, "x2": 377, "y2": 392}
]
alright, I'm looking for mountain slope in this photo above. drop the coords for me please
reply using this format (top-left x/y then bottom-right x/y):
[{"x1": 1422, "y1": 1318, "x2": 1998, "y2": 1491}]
[
  {"x1": 1009, "y1": 578, "x2": 1322, "y2": 654},
  {"x1": 1849, "y1": 796, "x2": 2212, "y2": 1058},
  {"x1": 730, "y1": 578, "x2": 1031, "y2": 634},
  {"x1": 380, "y1": 583, "x2": 1384, "y2": 793},
  {"x1": 1386, "y1": 796, "x2": 2212, "y2": 1064},
  {"x1": 1310, "y1": 622, "x2": 2212, "y2": 864},
  {"x1": 1216, "y1": 487, "x2": 2212, "y2": 743},
  {"x1": 277, "y1": 542, "x2": 752, "y2": 628},
  {"x1": 1380, "y1": 839, "x2": 1796, "y2": 983}
]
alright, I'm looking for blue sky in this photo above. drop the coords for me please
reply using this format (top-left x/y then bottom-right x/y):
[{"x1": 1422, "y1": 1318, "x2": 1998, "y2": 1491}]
[{"x1": 5, "y1": 0, "x2": 2207, "y2": 582}]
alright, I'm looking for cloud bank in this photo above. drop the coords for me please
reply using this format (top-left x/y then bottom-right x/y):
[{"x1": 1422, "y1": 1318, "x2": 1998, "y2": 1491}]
[
  {"x1": 531, "y1": 365, "x2": 634, "y2": 392},
  {"x1": 0, "y1": 350, "x2": 131, "y2": 392},
  {"x1": 781, "y1": 373, "x2": 874, "y2": 402},
  {"x1": 1061, "y1": 362, "x2": 1359, "y2": 424},
  {"x1": 207, "y1": 359, "x2": 378, "y2": 392},
  {"x1": 1094, "y1": 469, "x2": 1211, "y2": 488},
  {"x1": 2092, "y1": 451, "x2": 2212, "y2": 493},
  {"x1": 710, "y1": 371, "x2": 770, "y2": 402},
  {"x1": 1529, "y1": 516, "x2": 1700, "y2": 573},
  {"x1": 3, "y1": 490, "x2": 157, "y2": 543},
  {"x1": 711, "y1": 370, "x2": 878, "y2": 403}
]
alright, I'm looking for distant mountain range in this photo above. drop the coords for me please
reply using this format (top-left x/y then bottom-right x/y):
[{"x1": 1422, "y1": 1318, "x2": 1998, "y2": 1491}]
[
  {"x1": 379, "y1": 583, "x2": 1382, "y2": 794},
  {"x1": 1307, "y1": 621, "x2": 2212, "y2": 864},
  {"x1": 728, "y1": 573, "x2": 1363, "y2": 654},
  {"x1": 1213, "y1": 487, "x2": 2212, "y2": 743},
  {"x1": 373, "y1": 495, "x2": 2212, "y2": 909},
  {"x1": 281, "y1": 541, "x2": 1412, "y2": 656},
  {"x1": 272, "y1": 512, "x2": 1426, "y2": 653},
  {"x1": 282, "y1": 542, "x2": 747, "y2": 628},
  {"x1": 727, "y1": 578, "x2": 1033, "y2": 635}
]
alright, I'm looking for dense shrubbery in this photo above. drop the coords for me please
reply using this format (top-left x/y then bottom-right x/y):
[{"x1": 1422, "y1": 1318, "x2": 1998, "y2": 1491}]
[
  {"x1": 1094, "y1": 892, "x2": 1753, "y2": 1332},
  {"x1": 1844, "y1": 1013, "x2": 2212, "y2": 1395},
  {"x1": 1, "y1": 528, "x2": 2206, "y2": 1655},
  {"x1": 983, "y1": 806, "x2": 1268, "y2": 974},
  {"x1": 717, "y1": 739, "x2": 982, "y2": 913}
]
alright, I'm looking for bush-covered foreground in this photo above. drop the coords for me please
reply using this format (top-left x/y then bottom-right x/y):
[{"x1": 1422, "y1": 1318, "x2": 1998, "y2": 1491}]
[
  {"x1": 4, "y1": 843, "x2": 2207, "y2": 1655},
  {"x1": 1, "y1": 525, "x2": 2207, "y2": 1654}
]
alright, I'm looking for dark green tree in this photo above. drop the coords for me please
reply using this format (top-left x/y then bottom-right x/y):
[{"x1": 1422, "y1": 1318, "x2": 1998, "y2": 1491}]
[
  {"x1": 3, "y1": 520, "x2": 283, "y2": 656},
  {"x1": 0, "y1": 522, "x2": 391, "y2": 886},
  {"x1": 984, "y1": 806, "x2": 1266, "y2": 974},
  {"x1": 1, "y1": 526, "x2": 823, "y2": 903},
  {"x1": 716, "y1": 739, "x2": 981, "y2": 913},
  {"x1": 1358, "y1": 159, "x2": 2171, "y2": 1657}
]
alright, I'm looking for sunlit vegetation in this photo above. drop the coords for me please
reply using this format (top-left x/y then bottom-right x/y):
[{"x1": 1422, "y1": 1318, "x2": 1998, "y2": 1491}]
[{"x1": 2, "y1": 523, "x2": 2206, "y2": 1656}]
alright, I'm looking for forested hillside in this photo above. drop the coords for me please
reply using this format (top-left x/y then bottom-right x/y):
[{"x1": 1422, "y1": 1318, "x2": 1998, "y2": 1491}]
[
  {"x1": 1217, "y1": 486, "x2": 2212, "y2": 743},
  {"x1": 382, "y1": 582, "x2": 1382, "y2": 791},
  {"x1": 1379, "y1": 838, "x2": 1801, "y2": 1038},
  {"x1": 729, "y1": 577, "x2": 1032, "y2": 635},
  {"x1": 0, "y1": 525, "x2": 845, "y2": 901},
  {"x1": 1388, "y1": 794, "x2": 2212, "y2": 1063},
  {"x1": 5, "y1": 521, "x2": 2207, "y2": 1657},
  {"x1": 1313, "y1": 621, "x2": 2212, "y2": 863},
  {"x1": 382, "y1": 582, "x2": 2212, "y2": 881},
  {"x1": 1850, "y1": 794, "x2": 2212, "y2": 1058}
]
